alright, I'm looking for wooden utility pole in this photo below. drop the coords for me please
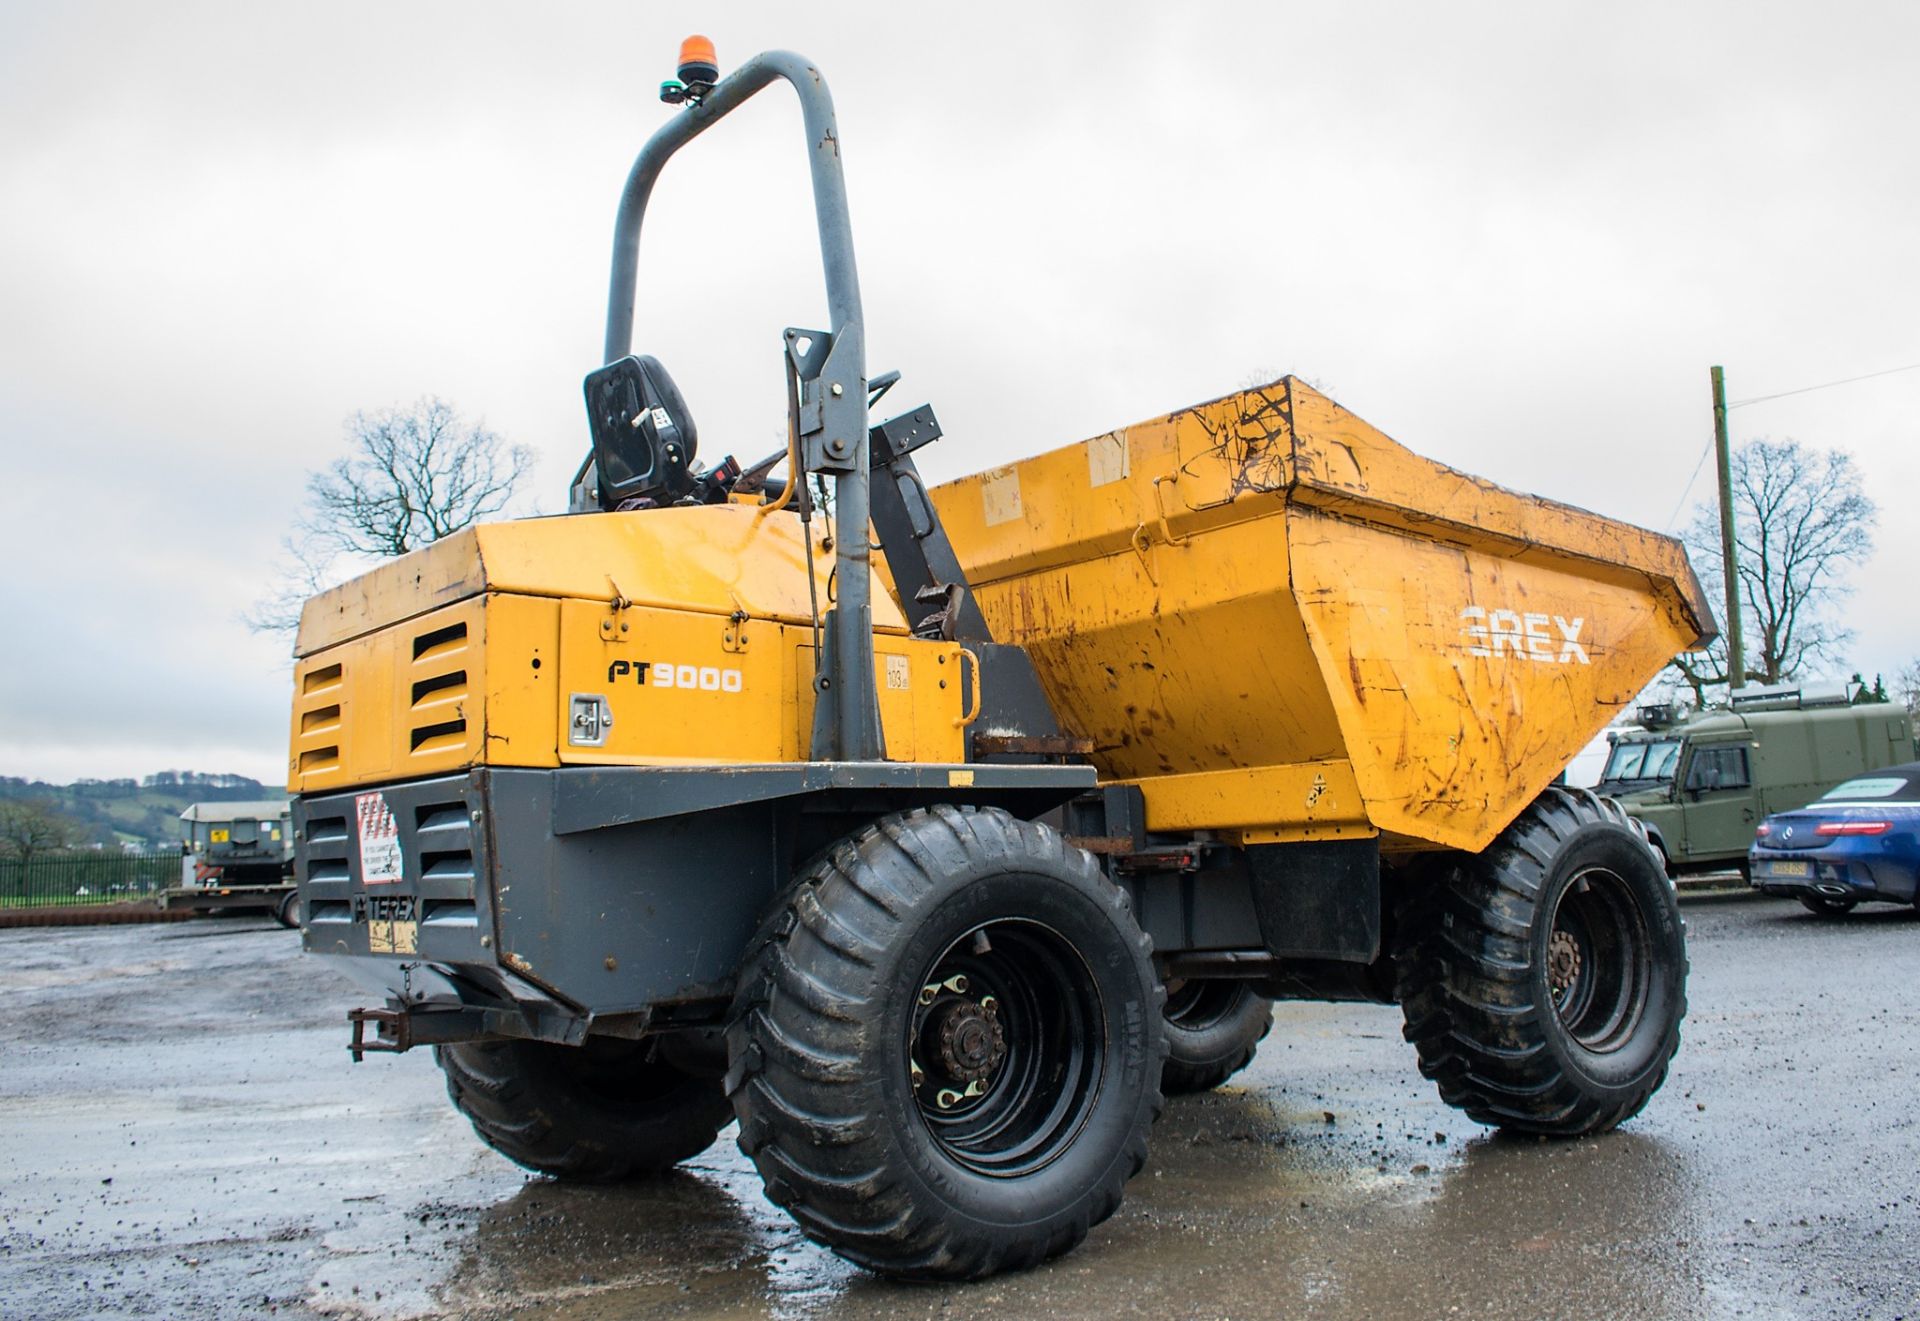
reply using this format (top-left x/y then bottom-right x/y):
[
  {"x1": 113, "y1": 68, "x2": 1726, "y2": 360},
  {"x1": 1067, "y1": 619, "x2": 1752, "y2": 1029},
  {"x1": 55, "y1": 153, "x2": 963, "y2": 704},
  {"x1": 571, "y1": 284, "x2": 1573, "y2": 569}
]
[{"x1": 1710, "y1": 365, "x2": 1745, "y2": 690}]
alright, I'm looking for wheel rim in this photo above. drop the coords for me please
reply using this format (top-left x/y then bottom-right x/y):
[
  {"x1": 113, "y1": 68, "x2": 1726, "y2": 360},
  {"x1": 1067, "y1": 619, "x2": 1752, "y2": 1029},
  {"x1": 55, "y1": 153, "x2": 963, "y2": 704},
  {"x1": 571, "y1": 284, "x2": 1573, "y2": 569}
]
[
  {"x1": 1546, "y1": 867, "x2": 1653, "y2": 1053},
  {"x1": 906, "y1": 918, "x2": 1103, "y2": 1179},
  {"x1": 1162, "y1": 978, "x2": 1245, "y2": 1031}
]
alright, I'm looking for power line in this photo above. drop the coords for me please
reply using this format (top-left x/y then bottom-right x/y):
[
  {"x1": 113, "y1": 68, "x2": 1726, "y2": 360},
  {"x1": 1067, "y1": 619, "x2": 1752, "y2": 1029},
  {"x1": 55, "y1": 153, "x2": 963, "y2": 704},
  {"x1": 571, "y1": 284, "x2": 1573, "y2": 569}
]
[
  {"x1": 1660, "y1": 356, "x2": 1917, "y2": 535},
  {"x1": 1663, "y1": 436, "x2": 1715, "y2": 533},
  {"x1": 1729, "y1": 360, "x2": 1920, "y2": 409}
]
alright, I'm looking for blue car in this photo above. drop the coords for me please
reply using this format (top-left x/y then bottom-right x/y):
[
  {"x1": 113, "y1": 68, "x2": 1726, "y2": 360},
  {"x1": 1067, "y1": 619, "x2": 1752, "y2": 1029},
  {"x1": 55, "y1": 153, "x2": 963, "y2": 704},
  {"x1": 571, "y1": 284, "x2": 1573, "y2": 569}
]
[{"x1": 1749, "y1": 761, "x2": 1920, "y2": 916}]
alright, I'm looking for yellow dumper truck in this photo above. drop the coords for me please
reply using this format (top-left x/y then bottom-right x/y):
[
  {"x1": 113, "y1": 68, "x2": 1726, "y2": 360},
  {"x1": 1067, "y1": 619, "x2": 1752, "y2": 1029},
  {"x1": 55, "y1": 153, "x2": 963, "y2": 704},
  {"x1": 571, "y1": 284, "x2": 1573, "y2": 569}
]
[{"x1": 289, "y1": 43, "x2": 1714, "y2": 1280}]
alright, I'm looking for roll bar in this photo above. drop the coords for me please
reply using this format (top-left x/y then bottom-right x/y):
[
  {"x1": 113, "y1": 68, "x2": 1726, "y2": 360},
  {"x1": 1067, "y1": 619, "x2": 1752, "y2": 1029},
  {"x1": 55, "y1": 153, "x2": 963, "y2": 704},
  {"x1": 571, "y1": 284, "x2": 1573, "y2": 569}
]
[{"x1": 589, "y1": 50, "x2": 881, "y2": 762}]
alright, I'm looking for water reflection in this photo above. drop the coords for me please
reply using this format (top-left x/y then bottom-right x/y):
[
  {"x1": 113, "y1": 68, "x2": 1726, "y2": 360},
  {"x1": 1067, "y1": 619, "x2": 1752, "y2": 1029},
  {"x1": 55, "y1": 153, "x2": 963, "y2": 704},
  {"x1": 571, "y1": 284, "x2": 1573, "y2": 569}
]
[{"x1": 419, "y1": 1089, "x2": 1704, "y2": 1320}]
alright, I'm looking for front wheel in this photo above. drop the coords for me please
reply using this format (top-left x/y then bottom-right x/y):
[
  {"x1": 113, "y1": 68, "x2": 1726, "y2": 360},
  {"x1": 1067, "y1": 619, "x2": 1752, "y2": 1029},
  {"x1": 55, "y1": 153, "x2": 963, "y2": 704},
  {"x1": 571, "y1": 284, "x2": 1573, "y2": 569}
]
[
  {"x1": 1396, "y1": 789, "x2": 1687, "y2": 1136},
  {"x1": 726, "y1": 805, "x2": 1164, "y2": 1280}
]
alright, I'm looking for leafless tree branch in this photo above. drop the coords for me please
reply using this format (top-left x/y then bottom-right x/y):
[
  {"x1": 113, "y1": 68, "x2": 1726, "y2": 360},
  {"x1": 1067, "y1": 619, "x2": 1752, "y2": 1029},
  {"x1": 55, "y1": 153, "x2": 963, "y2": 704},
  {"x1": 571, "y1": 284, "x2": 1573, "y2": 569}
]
[
  {"x1": 1660, "y1": 437, "x2": 1876, "y2": 707},
  {"x1": 247, "y1": 398, "x2": 532, "y2": 636}
]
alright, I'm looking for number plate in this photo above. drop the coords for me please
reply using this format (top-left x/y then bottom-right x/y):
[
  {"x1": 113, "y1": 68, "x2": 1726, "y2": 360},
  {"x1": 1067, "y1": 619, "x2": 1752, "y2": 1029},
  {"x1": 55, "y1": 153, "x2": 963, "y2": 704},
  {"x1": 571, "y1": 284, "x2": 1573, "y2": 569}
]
[{"x1": 1767, "y1": 860, "x2": 1811, "y2": 879}]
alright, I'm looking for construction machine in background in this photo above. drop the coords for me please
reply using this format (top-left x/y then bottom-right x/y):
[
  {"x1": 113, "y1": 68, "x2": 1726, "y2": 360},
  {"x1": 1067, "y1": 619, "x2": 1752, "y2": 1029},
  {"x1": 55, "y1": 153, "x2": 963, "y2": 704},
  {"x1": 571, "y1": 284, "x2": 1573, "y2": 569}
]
[
  {"x1": 286, "y1": 40, "x2": 1715, "y2": 1279},
  {"x1": 164, "y1": 800, "x2": 298, "y2": 927}
]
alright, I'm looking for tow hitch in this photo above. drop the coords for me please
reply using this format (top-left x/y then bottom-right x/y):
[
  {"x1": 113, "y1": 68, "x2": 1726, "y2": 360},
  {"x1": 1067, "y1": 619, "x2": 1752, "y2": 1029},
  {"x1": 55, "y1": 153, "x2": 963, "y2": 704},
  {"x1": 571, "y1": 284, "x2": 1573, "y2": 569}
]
[{"x1": 347, "y1": 1007, "x2": 412, "y2": 1061}]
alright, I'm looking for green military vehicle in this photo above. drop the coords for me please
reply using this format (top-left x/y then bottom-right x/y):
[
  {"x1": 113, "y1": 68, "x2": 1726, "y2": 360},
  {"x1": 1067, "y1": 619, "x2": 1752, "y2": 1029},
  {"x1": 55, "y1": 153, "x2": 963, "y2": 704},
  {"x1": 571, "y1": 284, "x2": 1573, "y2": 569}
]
[{"x1": 1597, "y1": 688, "x2": 1915, "y2": 875}]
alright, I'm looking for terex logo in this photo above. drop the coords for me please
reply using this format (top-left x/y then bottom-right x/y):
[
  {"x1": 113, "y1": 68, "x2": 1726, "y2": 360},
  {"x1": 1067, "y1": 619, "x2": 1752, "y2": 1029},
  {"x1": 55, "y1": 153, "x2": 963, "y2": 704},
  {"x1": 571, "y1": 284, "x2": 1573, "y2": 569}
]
[{"x1": 1461, "y1": 606, "x2": 1590, "y2": 665}]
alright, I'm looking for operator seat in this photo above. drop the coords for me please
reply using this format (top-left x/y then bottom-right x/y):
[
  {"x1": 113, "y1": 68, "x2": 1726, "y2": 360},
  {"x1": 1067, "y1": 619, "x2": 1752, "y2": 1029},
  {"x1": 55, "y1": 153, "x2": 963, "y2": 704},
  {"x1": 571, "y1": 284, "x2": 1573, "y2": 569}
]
[{"x1": 583, "y1": 354, "x2": 699, "y2": 510}]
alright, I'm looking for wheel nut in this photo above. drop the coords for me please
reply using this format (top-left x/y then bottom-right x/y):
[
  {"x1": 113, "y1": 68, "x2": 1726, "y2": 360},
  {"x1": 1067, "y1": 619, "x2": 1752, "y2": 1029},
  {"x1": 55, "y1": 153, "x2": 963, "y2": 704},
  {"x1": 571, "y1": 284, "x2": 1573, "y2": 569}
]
[{"x1": 936, "y1": 1088, "x2": 962, "y2": 1109}]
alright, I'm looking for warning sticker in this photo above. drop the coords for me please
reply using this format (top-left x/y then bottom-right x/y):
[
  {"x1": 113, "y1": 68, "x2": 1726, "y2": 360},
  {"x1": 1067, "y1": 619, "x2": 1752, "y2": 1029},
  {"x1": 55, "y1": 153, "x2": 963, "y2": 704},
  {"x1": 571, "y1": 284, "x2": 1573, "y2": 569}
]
[{"x1": 355, "y1": 792, "x2": 404, "y2": 886}]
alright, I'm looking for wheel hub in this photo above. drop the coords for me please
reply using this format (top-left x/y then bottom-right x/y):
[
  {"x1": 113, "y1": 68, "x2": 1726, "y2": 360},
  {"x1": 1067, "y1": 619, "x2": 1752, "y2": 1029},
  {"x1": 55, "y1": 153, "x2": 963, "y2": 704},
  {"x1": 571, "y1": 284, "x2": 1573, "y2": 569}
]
[
  {"x1": 935, "y1": 998, "x2": 1005, "y2": 1083},
  {"x1": 1548, "y1": 928, "x2": 1582, "y2": 1000}
]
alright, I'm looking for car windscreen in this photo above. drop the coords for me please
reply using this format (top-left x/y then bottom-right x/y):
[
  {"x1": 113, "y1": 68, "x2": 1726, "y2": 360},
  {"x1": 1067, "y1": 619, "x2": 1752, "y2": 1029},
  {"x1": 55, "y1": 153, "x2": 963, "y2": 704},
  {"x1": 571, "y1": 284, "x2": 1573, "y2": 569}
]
[
  {"x1": 1604, "y1": 740, "x2": 1681, "y2": 781},
  {"x1": 1820, "y1": 772, "x2": 1920, "y2": 802}
]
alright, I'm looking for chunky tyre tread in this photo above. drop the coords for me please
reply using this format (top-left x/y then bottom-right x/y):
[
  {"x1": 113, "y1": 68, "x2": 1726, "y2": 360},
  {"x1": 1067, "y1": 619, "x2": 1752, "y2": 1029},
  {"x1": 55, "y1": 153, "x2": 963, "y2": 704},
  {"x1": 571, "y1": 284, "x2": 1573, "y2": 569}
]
[
  {"x1": 437, "y1": 1039, "x2": 730, "y2": 1183},
  {"x1": 725, "y1": 805, "x2": 1165, "y2": 1280},
  {"x1": 1394, "y1": 787, "x2": 1687, "y2": 1137},
  {"x1": 1161, "y1": 984, "x2": 1275, "y2": 1095}
]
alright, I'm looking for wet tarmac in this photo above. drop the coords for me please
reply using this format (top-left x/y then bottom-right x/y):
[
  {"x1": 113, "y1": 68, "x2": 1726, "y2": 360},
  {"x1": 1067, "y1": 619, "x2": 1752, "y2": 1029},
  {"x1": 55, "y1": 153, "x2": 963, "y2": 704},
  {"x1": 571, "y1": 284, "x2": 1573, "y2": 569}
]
[{"x1": 1, "y1": 896, "x2": 1915, "y2": 1320}]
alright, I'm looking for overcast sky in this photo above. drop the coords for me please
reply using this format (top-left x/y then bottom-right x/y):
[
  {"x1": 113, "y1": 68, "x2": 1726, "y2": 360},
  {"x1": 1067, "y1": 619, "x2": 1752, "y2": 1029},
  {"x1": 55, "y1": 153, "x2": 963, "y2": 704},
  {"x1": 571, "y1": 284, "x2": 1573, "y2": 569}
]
[{"x1": 2, "y1": 2, "x2": 1917, "y2": 786}]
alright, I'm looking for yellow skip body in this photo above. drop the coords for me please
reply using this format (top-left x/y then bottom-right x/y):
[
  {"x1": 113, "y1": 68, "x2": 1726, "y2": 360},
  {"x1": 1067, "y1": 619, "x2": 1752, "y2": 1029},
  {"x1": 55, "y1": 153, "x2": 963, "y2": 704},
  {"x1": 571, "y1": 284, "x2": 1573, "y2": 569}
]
[{"x1": 931, "y1": 377, "x2": 1713, "y2": 853}]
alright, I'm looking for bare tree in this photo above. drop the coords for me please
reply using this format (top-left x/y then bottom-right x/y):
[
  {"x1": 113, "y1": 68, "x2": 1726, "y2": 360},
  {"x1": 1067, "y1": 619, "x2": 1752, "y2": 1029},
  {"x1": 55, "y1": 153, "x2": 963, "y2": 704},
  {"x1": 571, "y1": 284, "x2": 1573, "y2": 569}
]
[
  {"x1": 0, "y1": 800, "x2": 78, "y2": 866},
  {"x1": 306, "y1": 398, "x2": 531, "y2": 557},
  {"x1": 1667, "y1": 439, "x2": 1876, "y2": 708},
  {"x1": 1896, "y1": 658, "x2": 1920, "y2": 719},
  {"x1": 249, "y1": 398, "x2": 532, "y2": 633}
]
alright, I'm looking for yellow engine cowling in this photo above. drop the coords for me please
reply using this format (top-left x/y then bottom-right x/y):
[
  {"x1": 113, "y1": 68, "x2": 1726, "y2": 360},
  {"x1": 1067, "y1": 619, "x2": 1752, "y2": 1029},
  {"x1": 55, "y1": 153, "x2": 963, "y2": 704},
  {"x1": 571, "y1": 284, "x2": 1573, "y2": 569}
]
[{"x1": 287, "y1": 504, "x2": 966, "y2": 795}]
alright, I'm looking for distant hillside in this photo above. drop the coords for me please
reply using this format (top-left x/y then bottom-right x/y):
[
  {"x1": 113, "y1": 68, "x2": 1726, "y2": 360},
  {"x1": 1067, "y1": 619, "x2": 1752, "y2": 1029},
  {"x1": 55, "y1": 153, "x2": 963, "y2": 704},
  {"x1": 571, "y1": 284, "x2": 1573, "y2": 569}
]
[{"x1": 0, "y1": 772, "x2": 287, "y2": 850}]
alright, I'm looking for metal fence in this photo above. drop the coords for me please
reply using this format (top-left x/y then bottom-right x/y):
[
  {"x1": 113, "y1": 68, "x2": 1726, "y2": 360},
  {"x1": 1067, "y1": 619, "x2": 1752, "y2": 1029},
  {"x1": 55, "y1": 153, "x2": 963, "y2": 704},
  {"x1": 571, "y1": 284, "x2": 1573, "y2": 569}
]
[{"x1": 0, "y1": 852, "x2": 179, "y2": 908}]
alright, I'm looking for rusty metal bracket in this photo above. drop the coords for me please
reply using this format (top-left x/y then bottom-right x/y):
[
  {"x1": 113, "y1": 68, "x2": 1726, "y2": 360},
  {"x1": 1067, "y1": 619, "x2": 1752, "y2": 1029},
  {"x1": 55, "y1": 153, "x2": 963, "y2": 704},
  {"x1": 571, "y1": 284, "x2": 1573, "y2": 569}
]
[
  {"x1": 347, "y1": 1007, "x2": 412, "y2": 1062},
  {"x1": 600, "y1": 577, "x2": 636, "y2": 642},
  {"x1": 1064, "y1": 834, "x2": 1136, "y2": 856},
  {"x1": 1115, "y1": 847, "x2": 1204, "y2": 875},
  {"x1": 972, "y1": 734, "x2": 1096, "y2": 758}
]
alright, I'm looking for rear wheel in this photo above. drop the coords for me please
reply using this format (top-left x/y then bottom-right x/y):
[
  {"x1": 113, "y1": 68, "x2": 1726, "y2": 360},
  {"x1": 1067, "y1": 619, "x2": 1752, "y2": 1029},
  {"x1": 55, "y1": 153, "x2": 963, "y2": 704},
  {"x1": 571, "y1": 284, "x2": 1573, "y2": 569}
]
[
  {"x1": 273, "y1": 889, "x2": 301, "y2": 929},
  {"x1": 726, "y1": 805, "x2": 1164, "y2": 1280},
  {"x1": 1160, "y1": 979, "x2": 1273, "y2": 1094},
  {"x1": 437, "y1": 1036, "x2": 731, "y2": 1182},
  {"x1": 1396, "y1": 789, "x2": 1687, "y2": 1136},
  {"x1": 1798, "y1": 894, "x2": 1857, "y2": 917}
]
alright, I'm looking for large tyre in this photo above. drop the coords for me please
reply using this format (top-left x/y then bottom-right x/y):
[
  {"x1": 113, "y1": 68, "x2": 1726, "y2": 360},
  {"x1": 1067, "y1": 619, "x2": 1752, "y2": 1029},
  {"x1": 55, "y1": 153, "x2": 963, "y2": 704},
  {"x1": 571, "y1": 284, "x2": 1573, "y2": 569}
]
[
  {"x1": 725, "y1": 805, "x2": 1165, "y2": 1280},
  {"x1": 1395, "y1": 789, "x2": 1686, "y2": 1136},
  {"x1": 436, "y1": 1036, "x2": 731, "y2": 1182},
  {"x1": 273, "y1": 889, "x2": 301, "y2": 929},
  {"x1": 1798, "y1": 894, "x2": 1856, "y2": 917},
  {"x1": 1160, "y1": 979, "x2": 1273, "y2": 1094}
]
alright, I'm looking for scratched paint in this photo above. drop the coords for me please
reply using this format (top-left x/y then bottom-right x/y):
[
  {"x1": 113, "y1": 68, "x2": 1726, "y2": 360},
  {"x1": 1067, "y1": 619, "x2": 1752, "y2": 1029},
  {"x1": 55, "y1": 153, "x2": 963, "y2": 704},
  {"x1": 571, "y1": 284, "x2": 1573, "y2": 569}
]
[{"x1": 929, "y1": 377, "x2": 1714, "y2": 854}]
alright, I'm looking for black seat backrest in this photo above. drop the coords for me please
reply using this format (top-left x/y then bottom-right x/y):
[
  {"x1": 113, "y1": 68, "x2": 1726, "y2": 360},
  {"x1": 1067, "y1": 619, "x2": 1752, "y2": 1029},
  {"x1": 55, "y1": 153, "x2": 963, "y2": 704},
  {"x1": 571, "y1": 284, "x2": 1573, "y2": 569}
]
[{"x1": 583, "y1": 355, "x2": 699, "y2": 509}]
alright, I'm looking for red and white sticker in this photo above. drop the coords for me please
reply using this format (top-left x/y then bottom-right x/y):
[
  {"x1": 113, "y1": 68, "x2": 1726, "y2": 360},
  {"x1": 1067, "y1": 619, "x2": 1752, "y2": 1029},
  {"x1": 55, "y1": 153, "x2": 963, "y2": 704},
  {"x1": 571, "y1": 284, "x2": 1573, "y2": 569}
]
[{"x1": 355, "y1": 792, "x2": 405, "y2": 886}]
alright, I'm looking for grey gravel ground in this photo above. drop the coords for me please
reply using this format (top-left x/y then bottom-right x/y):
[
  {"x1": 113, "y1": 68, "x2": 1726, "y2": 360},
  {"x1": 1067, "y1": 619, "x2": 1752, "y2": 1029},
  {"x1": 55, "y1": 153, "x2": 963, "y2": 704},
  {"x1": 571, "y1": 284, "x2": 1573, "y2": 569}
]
[{"x1": 1, "y1": 894, "x2": 1916, "y2": 1320}]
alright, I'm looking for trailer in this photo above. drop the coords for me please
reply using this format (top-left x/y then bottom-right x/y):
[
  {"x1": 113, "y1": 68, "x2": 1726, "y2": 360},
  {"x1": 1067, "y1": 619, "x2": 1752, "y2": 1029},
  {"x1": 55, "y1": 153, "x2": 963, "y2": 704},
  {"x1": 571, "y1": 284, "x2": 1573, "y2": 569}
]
[{"x1": 164, "y1": 800, "x2": 298, "y2": 927}]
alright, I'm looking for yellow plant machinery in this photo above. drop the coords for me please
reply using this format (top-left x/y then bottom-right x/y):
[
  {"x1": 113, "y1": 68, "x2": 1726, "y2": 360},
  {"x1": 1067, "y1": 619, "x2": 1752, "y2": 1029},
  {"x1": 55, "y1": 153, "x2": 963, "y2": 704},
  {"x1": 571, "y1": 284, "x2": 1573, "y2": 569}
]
[{"x1": 291, "y1": 39, "x2": 1713, "y2": 1281}]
